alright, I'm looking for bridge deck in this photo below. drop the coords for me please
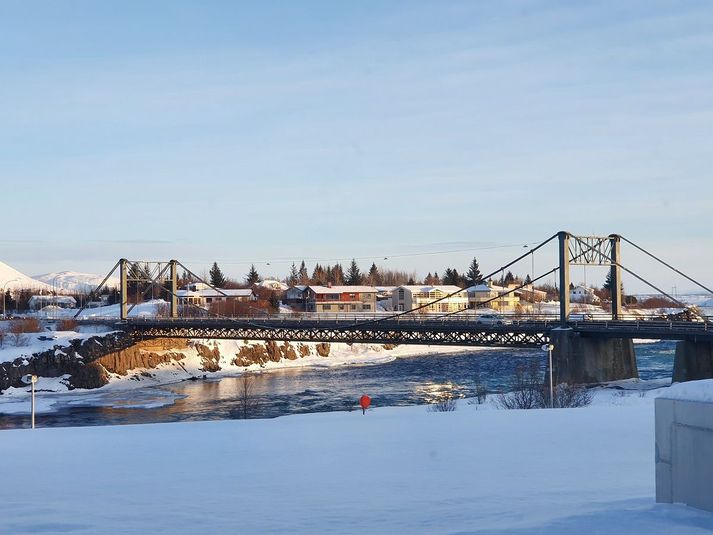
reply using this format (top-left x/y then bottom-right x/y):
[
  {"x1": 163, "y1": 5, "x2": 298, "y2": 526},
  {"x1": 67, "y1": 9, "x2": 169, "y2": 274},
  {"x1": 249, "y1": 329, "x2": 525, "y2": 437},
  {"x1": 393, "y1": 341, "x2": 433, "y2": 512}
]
[{"x1": 78, "y1": 316, "x2": 713, "y2": 347}]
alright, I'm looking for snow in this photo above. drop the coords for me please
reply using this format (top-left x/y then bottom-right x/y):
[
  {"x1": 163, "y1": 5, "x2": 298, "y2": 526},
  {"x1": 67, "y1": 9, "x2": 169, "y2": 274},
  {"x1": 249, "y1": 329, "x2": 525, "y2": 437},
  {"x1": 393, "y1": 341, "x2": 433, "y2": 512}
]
[
  {"x1": 73, "y1": 299, "x2": 168, "y2": 318},
  {"x1": 32, "y1": 270, "x2": 120, "y2": 293},
  {"x1": 0, "y1": 260, "x2": 53, "y2": 291},
  {"x1": 1, "y1": 395, "x2": 712, "y2": 534},
  {"x1": 660, "y1": 379, "x2": 713, "y2": 403}
]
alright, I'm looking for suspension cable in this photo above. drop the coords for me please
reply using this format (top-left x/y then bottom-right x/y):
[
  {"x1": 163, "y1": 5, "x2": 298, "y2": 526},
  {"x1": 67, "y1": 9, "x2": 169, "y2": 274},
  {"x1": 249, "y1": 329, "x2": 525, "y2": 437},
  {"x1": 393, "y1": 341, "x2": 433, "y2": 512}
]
[
  {"x1": 342, "y1": 232, "x2": 561, "y2": 329},
  {"x1": 621, "y1": 236, "x2": 713, "y2": 296}
]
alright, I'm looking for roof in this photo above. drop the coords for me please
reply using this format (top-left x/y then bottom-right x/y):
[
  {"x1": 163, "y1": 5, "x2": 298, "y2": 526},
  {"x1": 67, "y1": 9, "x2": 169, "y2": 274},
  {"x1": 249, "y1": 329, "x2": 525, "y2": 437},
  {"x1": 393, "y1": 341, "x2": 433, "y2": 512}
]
[
  {"x1": 307, "y1": 285, "x2": 378, "y2": 294},
  {"x1": 397, "y1": 285, "x2": 465, "y2": 294},
  {"x1": 176, "y1": 289, "x2": 254, "y2": 298}
]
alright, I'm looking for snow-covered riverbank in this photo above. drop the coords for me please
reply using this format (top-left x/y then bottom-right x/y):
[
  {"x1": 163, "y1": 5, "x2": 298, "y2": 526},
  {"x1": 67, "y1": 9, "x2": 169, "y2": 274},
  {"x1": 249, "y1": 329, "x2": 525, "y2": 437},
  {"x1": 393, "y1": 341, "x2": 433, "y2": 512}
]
[
  {"x1": 0, "y1": 331, "x2": 484, "y2": 414},
  {"x1": 2, "y1": 392, "x2": 711, "y2": 534}
]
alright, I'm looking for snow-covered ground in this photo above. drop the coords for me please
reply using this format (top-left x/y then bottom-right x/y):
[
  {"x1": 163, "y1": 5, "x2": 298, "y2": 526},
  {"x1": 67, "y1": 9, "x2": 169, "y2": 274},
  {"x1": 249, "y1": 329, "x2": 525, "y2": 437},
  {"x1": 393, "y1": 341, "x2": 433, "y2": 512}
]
[{"x1": 2, "y1": 392, "x2": 712, "y2": 534}]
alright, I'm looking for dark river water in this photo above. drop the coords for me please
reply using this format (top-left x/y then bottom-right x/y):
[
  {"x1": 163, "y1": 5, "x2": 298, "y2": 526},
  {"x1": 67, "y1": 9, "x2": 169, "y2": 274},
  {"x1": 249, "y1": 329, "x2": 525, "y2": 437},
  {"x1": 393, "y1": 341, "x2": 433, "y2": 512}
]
[{"x1": 0, "y1": 342, "x2": 675, "y2": 429}]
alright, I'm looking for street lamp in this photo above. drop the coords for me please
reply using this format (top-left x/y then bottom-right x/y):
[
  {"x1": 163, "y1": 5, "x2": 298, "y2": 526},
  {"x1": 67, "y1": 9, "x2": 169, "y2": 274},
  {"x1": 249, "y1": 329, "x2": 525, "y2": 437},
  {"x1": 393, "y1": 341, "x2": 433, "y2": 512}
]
[
  {"x1": 21, "y1": 374, "x2": 38, "y2": 429},
  {"x1": 1, "y1": 278, "x2": 19, "y2": 319},
  {"x1": 542, "y1": 343, "x2": 555, "y2": 408}
]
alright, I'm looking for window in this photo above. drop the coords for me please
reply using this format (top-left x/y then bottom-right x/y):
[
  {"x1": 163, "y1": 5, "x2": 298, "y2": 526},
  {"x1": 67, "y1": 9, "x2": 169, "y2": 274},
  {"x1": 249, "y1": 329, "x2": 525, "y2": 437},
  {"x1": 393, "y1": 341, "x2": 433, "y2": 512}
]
[
  {"x1": 338, "y1": 305, "x2": 345, "y2": 310},
  {"x1": 323, "y1": 304, "x2": 331, "y2": 311},
  {"x1": 398, "y1": 289, "x2": 405, "y2": 299},
  {"x1": 363, "y1": 304, "x2": 371, "y2": 310},
  {"x1": 350, "y1": 304, "x2": 357, "y2": 310}
]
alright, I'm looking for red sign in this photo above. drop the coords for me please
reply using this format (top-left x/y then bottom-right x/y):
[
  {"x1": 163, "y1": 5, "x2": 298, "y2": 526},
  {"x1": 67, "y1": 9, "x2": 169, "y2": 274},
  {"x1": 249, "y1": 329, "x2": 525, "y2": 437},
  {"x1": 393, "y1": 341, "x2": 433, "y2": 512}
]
[{"x1": 359, "y1": 395, "x2": 371, "y2": 414}]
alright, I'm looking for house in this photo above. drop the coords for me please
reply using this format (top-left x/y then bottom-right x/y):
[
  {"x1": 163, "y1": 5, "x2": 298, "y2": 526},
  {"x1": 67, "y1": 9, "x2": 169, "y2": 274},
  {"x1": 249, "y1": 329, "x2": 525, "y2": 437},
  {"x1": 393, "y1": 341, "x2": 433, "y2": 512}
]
[
  {"x1": 176, "y1": 283, "x2": 256, "y2": 308},
  {"x1": 467, "y1": 283, "x2": 520, "y2": 312},
  {"x1": 517, "y1": 284, "x2": 547, "y2": 303},
  {"x1": 28, "y1": 295, "x2": 77, "y2": 310},
  {"x1": 304, "y1": 285, "x2": 377, "y2": 313},
  {"x1": 392, "y1": 285, "x2": 468, "y2": 313},
  {"x1": 570, "y1": 285, "x2": 600, "y2": 304},
  {"x1": 284, "y1": 285, "x2": 309, "y2": 311}
]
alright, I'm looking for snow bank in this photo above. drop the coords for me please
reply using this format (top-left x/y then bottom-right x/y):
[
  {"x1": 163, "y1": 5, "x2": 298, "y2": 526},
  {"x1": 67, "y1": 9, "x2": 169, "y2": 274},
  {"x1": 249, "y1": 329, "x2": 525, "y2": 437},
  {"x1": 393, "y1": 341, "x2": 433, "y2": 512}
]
[
  {"x1": 659, "y1": 379, "x2": 713, "y2": 403},
  {"x1": 1, "y1": 398, "x2": 711, "y2": 534}
]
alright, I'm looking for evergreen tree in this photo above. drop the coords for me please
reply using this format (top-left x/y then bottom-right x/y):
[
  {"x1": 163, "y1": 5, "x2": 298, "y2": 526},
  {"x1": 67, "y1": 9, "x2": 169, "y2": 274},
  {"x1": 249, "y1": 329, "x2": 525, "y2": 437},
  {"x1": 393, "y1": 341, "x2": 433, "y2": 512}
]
[
  {"x1": 407, "y1": 276, "x2": 415, "y2": 285},
  {"x1": 503, "y1": 270, "x2": 515, "y2": 286},
  {"x1": 466, "y1": 257, "x2": 484, "y2": 286},
  {"x1": 367, "y1": 263, "x2": 380, "y2": 285},
  {"x1": 432, "y1": 271, "x2": 441, "y2": 284},
  {"x1": 602, "y1": 271, "x2": 623, "y2": 296},
  {"x1": 287, "y1": 263, "x2": 299, "y2": 286},
  {"x1": 424, "y1": 272, "x2": 434, "y2": 285},
  {"x1": 209, "y1": 262, "x2": 227, "y2": 288},
  {"x1": 443, "y1": 268, "x2": 463, "y2": 286},
  {"x1": 245, "y1": 264, "x2": 260, "y2": 285},
  {"x1": 346, "y1": 259, "x2": 362, "y2": 285},
  {"x1": 524, "y1": 274, "x2": 532, "y2": 285},
  {"x1": 298, "y1": 261, "x2": 309, "y2": 285}
]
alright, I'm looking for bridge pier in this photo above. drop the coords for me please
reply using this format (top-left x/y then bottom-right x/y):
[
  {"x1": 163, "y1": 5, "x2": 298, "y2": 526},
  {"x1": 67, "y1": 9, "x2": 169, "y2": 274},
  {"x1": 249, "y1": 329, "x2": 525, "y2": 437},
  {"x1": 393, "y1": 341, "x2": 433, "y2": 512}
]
[
  {"x1": 672, "y1": 341, "x2": 713, "y2": 383},
  {"x1": 550, "y1": 329, "x2": 638, "y2": 385}
]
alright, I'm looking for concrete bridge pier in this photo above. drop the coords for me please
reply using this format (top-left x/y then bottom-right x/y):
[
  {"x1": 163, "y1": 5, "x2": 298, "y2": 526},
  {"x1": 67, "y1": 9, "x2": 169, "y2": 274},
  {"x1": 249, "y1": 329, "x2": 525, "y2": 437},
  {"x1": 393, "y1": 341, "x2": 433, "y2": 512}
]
[
  {"x1": 672, "y1": 341, "x2": 713, "y2": 383},
  {"x1": 550, "y1": 329, "x2": 638, "y2": 385}
]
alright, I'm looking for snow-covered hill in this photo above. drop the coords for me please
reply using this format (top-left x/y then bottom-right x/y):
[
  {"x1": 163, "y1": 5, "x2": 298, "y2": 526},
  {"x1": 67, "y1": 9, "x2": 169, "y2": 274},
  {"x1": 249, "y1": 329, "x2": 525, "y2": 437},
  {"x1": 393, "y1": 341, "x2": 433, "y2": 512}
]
[
  {"x1": 33, "y1": 271, "x2": 119, "y2": 293},
  {"x1": 0, "y1": 261, "x2": 53, "y2": 291}
]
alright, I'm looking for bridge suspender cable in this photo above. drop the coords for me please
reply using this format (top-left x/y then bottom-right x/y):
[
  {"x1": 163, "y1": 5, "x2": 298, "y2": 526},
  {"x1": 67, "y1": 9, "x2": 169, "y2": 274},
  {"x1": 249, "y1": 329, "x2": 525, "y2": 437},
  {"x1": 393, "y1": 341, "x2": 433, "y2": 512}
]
[
  {"x1": 340, "y1": 233, "x2": 562, "y2": 329},
  {"x1": 621, "y1": 236, "x2": 713, "y2": 297}
]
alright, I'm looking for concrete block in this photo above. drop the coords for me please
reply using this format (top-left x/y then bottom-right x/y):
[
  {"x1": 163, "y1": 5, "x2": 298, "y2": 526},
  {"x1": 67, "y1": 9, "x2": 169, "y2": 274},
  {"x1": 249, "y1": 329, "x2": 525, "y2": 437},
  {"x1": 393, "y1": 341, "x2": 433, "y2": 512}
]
[
  {"x1": 674, "y1": 400, "x2": 713, "y2": 429},
  {"x1": 655, "y1": 398, "x2": 674, "y2": 463},
  {"x1": 672, "y1": 425, "x2": 713, "y2": 512},
  {"x1": 656, "y1": 461, "x2": 672, "y2": 503}
]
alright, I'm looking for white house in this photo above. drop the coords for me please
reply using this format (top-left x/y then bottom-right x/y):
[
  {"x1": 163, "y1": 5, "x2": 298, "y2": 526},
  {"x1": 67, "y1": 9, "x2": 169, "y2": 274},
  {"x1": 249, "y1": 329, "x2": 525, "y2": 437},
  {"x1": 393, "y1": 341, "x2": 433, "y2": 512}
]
[
  {"x1": 28, "y1": 295, "x2": 77, "y2": 310},
  {"x1": 569, "y1": 285, "x2": 600, "y2": 304},
  {"x1": 466, "y1": 283, "x2": 520, "y2": 312},
  {"x1": 392, "y1": 285, "x2": 468, "y2": 313},
  {"x1": 176, "y1": 284, "x2": 256, "y2": 308}
]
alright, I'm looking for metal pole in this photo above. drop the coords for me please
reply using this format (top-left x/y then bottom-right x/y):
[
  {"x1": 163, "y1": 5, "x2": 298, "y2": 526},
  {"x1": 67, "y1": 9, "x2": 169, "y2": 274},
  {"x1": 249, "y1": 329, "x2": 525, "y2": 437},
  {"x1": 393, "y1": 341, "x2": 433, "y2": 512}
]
[
  {"x1": 31, "y1": 376, "x2": 36, "y2": 429},
  {"x1": 549, "y1": 347, "x2": 554, "y2": 409}
]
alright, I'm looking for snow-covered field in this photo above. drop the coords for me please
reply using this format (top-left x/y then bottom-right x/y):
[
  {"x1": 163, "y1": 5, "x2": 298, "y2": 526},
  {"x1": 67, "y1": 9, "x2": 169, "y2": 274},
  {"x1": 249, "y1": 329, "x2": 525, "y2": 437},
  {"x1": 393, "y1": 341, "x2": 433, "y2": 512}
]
[{"x1": 2, "y1": 392, "x2": 712, "y2": 534}]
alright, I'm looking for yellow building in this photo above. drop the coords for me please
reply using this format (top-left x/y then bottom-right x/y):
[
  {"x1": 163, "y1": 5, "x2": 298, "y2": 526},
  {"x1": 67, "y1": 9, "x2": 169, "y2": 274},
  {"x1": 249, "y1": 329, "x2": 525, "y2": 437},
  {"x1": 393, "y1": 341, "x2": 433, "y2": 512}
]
[{"x1": 467, "y1": 283, "x2": 520, "y2": 312}]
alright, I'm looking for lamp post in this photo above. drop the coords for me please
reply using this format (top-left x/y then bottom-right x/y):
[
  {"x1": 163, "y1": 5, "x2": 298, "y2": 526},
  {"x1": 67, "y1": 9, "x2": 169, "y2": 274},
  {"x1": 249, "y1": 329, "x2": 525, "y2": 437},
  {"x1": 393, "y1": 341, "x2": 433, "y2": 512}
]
[
  {"x1": 542, "y1": 343, "x2": 555, "y2": 408},
  {"x1": 21, "y1": 374, "x2": 38, "y2": 429},
  {"x1": 1, "y1": 278, "x2": 19, "y2": 319}
]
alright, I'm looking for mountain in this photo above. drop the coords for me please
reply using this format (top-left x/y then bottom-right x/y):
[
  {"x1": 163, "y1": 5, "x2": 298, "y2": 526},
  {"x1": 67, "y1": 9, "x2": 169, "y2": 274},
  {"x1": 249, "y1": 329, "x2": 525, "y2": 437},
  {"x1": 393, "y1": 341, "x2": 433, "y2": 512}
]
[
  {"x1": 0, "y1": 261, "x2": 53, "y2": 291},
  {"x1": 33, "y1": 271, "x2": 120, "y2": 294}
]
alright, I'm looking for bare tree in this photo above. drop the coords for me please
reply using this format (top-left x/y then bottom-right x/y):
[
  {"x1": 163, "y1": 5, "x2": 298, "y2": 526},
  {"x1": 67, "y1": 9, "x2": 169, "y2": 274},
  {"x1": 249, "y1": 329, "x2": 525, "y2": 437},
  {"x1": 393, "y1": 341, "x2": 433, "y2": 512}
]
[
  {"x1": 497, "y1": 361, "x2": 592, "y2": 409},
  {"x1": 235, "y1": 374, "x2": 260, "y2": 419},
  {"x1": 428, "y1": 395, "x2": 457, "y2": 412}
]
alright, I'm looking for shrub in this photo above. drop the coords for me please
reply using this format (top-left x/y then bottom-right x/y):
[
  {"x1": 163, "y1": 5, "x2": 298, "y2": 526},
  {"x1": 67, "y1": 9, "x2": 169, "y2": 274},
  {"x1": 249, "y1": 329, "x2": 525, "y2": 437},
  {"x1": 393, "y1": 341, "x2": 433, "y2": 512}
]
[
  {"x1": 57, "y1": 318, "x2": 78, "y2": 332},
  {"x1": 497, "y1": 362, "x2": 592, "y2": 410},
  {"x1": 428, "y1": 395, "x2": 457, "y2": 412}
]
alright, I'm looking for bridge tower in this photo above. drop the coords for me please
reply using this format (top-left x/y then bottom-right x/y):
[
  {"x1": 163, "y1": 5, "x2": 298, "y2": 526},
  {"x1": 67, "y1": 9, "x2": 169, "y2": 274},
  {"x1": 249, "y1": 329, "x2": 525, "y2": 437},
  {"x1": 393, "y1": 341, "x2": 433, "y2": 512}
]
[
  {"x1": 553, "y1": 231, "x2": 635, "y2": 384},
  {"x1": 119, "y1": 258, "x2": 129, "y2": 321},
  {"x1": 116, "y1": 259, "x2": 180, "y2": 321},
  {"x1": 557, "y1": 231, "x2": 623, "y2": 323}
]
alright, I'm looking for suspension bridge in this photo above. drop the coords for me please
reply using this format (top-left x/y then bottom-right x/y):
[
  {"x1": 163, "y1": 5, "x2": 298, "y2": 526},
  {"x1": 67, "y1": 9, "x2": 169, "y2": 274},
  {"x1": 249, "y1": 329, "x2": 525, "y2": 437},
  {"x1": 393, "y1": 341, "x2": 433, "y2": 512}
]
[{"x1": 76, "y1": 231, "x2": 713, "y2": 385}]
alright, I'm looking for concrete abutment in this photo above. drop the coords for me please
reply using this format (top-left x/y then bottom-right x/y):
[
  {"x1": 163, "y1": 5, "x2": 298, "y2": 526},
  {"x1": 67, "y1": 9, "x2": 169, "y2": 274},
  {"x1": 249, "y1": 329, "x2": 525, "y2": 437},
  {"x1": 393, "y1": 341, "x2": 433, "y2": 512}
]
[
  {"x1": 550, "y1": 328, "x2": 638, "y2": 385},
  {"x1": 672, "y1": 340, "x2": 713, "y2": 383}
]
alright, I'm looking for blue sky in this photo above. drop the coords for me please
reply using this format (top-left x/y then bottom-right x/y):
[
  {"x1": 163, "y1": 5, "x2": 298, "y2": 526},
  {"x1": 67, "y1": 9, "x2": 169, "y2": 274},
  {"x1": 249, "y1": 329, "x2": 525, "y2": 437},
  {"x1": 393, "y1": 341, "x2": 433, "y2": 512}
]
[{"x1": 1, "y1": 1, "x2": 712, "y2": 292}]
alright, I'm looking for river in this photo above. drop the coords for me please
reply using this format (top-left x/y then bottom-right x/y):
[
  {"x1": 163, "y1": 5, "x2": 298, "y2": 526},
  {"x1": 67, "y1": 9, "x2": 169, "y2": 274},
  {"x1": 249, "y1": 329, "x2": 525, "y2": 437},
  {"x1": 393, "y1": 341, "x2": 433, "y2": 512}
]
[{"x1": 0, "y1": 341, "x2": 675, "y2": 429}]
